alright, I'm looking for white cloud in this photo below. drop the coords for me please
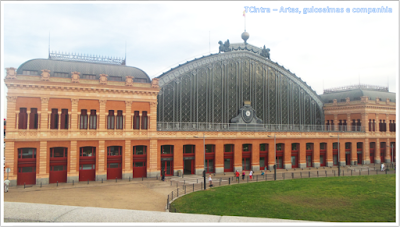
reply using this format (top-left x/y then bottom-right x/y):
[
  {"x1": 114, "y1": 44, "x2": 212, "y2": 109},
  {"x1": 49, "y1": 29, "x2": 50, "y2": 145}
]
[{"x1": 1, "y1": 1, "x2": 398, "y2": 119}]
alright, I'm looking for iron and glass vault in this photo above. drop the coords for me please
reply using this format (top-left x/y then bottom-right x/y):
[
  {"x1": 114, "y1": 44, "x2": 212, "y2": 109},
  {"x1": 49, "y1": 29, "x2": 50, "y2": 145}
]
[{"x1": 156, "y1": 42, "x2": 324, "y2": 131}]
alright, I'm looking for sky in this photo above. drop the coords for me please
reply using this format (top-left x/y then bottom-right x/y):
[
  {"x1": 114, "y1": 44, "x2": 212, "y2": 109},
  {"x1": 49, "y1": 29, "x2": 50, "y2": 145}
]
[{"x1": 1, "y1": 1, "x2": 399, "y2": 119}]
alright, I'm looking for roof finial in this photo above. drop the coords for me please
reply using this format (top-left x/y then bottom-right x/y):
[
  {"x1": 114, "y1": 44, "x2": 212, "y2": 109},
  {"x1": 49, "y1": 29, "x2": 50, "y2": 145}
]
[{"x1": 242, "y1": 10, "x2": 249, "y2": 44}]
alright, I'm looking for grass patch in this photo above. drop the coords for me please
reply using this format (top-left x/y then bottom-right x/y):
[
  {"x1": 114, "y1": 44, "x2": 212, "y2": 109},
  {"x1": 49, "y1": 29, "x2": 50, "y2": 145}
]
[{"x1": 170, "y1": 175, "x2": 395, "y2": 222}]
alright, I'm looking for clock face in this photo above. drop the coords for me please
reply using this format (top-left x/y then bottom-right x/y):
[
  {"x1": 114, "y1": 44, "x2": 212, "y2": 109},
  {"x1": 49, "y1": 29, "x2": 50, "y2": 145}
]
[{"x1": 245, "y1": 110, "x2": 251, "y2": 117}]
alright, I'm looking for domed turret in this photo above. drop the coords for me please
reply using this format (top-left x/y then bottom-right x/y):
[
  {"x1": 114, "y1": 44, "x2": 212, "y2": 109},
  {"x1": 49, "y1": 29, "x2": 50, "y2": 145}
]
[{"x1": 241, "y1": 31, "x2": 249, "y2": 44}]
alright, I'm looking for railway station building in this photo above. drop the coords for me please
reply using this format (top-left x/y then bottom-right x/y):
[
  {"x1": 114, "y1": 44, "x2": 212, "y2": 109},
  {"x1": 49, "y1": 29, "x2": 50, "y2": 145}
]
[{"x1": 3, "y1": 35, "x2": 396, "y2": 186}]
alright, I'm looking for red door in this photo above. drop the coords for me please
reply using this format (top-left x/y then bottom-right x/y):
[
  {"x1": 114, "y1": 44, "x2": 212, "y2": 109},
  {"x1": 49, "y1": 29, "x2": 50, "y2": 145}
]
[
  {"x1": 133, "y1": 161, "x2": 146, "y2": 178},
  {"x1": 206, "y1": 159, "x2": 214, "y2": 173},
  {"x1": 17, "y1": 148, "x2": 36, "y2": 185},
  {"x1": 17, "y1": 166, "x2": 36, "y2": 185},
  {"x1": 184, "y1": 159, "x2": 194, "y2": 174},
  {"x1": 260, "y1": 155, "x2": 268, "y2": 170},
  {"x1": 345, "y1": 153, "x2": 351, "y2": 165},
  {"x1": 357, "y1": 153, "x2": 362, "y2": 164},
  {"x1": 49, "y1": 147, "x2": 68, "y2": 184},
  {"x1": 161, "y1": 160, "x2": 173, "y2": 176},
  {"x1": 291, "y1": 153, "x2": 298, "y2": 168},
  {"x1": 242, "y1": 157, "x2": 251, "y2": 170},
  {"x1": 133, "y1": 146, "x2": 147, "y2": 178},
  {"x1": 320, "y1": 153, "x2": 326, "y2": 167},
  {"x1": 306, "y1": 155, "x2": 312, "y2": 167},
  {"x1": 79, "y1": 147, "x2": 96, "y2": 181},
  {"x1": 107, "y1": 163, "x2": 122, "y2": 180},
  {"x1": 50, "y1": 165, "x2": 67, "y2": 183},
  {"x1": 79, "y1": 164, "x2": 95, "y2": 181},
  {"x1": 276, "y1": 152, "x2": 284, "y2": 169},
  {"x1": 380, "y1": 151, "x2": 385, "y2": 163},
  {"x1": 107, "y1": 146, "x2": 122, "y2": 180},
  {"x1": 370, "y1": 149, "x2": 375, "y2": 164}
]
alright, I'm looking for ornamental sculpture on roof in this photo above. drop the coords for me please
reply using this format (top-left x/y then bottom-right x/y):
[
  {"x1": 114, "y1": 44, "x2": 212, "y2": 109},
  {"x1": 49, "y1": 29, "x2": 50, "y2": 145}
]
[
  {"x1": 218, "y1": 39, "x2": 231, "y2": 53},
  {"x1": 260, "y1": 45, "x2": 270, "y2": 59}
]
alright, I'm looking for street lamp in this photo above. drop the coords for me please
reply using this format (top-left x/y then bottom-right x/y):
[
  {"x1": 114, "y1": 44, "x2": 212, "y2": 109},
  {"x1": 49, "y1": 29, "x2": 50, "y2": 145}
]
[
  {"x1": 194, "y1": 133, "x2": 206, "y2": 190},
  {"x1": 267, "y1": 134, "x2": 276, "y2": 167},
  {"x1": 330, "y1": 133, "x2": 340, "y2": 176},
  {"x1": 268, "y1": 134, "x2": 276, "y2": 180},
  {"x1": 387, "y1": 144, "x2": 394, "y2": 169}
]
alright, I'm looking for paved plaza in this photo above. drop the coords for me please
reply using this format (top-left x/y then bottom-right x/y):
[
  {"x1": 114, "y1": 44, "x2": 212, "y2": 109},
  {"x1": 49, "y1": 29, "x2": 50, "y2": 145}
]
[{"x1": 3, "y1": 164, "x2": 393, "y2": 222}]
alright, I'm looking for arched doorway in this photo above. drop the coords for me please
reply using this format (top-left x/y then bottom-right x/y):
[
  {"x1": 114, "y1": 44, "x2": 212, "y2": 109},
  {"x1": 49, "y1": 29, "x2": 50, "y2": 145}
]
[
  {"x1": 133, "y1": 145, "x2": 147, "y2": 178},
  {"x1": 107, "y1": 146, "x2": 122, "y2": 180},
  {"x1": 49, "y1": 147, "x2": 67, "y2": 183},
  {"x1": 79, "y1": 146, "x2": 96, "y2": 181},
  {"x1": 17, "y1": 148, "x2": 36, "y2": 185}
]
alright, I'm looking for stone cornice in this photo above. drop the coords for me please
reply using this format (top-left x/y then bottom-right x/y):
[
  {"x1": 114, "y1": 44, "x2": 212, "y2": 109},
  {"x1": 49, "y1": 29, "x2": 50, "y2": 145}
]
[
  {"x1": 5, "y1": 129, "x2": 395, "y2": 141},
  {"x1": 5, "y1": 79, "x2": 159, "y2": 96},
  {"x1": 324, "y1": 104, "x2": 396, "y2": 112}
]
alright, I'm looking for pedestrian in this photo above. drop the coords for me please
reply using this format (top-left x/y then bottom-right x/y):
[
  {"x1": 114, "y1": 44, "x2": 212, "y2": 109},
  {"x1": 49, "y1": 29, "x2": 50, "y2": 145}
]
[
  {"x1": 261, "y1": 170, "x2": 265, "y2": 176},
  {"x1": 161, "y1": 168, "x2": 165, "y2": 181},
  {"x1": 381, "y1": 163, "x2": 385, "y2": 172},
  {"x1": 249, "y1": 170, "x2": 253, "y2": 180},
  {"x1": 209, "y1": 174, "x2": 213, "y2": 187},
  {"x1": 235, "y1": 170, "x2": 240, "y2": 182},
  {"x1": 4, "y1": 179, "x2": 10, "y2": 193},
  {"x1": 242, "y1": 170, "x2": 245, "y2": 180}
]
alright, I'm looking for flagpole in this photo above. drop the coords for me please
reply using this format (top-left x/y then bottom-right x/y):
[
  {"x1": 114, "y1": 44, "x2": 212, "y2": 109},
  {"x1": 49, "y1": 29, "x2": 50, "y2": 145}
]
[{"x1": 244, "y1": 11, "x2": 246, "y2": 31}]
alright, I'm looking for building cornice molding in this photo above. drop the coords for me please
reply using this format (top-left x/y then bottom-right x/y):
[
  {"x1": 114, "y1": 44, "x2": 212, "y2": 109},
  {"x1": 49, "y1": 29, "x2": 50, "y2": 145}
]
[{"x1": 5, "y1": 80, "x2": 159, "y2": 96}]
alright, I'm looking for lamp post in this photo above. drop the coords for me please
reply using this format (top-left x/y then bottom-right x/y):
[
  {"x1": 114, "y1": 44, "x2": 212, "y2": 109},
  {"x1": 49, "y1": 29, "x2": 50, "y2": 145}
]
[
  {"x1": 194, "y1": 133, "x2": 206, "y2": 190},
  {"x1": 330, "y1": 133, "x2": 340, "y2": 176},
  {"x1": 268, "y1": 134, "x2": 276, "y2": 180},
  {"x1": 387, "y1": 144, "x2": 394, "y2": 169}
]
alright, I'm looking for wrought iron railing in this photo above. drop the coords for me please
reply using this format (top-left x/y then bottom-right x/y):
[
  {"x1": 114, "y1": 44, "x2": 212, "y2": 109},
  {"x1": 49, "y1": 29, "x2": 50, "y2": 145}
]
[{"x1": 157, "y1": 122, "x2": 365, "y2": 132}]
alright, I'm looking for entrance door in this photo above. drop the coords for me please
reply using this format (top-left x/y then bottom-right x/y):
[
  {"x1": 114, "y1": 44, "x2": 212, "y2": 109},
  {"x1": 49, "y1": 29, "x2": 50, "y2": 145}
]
[
  {"x1": 320, "y1": 154, "x2": 326, "y2": 167},
  {"x1": 161, "y1": 160, "x2": 173, "y2": 176},
  {"x1": 276, "y1": 156, "x2": 283, "y2": 169},
  {"x1": 242, "y1": 158, "x2": 250, "y2": 170},
  {"x1": 107, "y1": 163, "x2": 122, "y2": 180},
  {"x1": 133, "y1": 161, "x2": 146, "y2": 178},
  {"x1": 206, "y1": 159, "x2": 214, "y2": 173},
  {"x1": 184, "y1": 159, "x2": 194, "y2": 174},
  {"x1": 17, "y1": 148, "x2": 37, "y2": 185},
  {"x1": 370, "y1": 150, "x2": 375, "y2": 163},
  {"x1": 357, "y1": 152, "x2": 362, "y2": 164},
  {"x1": 49, "y1": 147, "x2": 68, "y2": 184},
  {"x1": 306, "y1": 155, "x2": 312, "y2": 167},
  {"x1": 346, "y1": 153, "x2": 351, "y2": 165},
  {"x1": 49, "y1": 165, "x2": 67, "y2": 184},
  {"x1": 291, "y1": 153, "x2": 298, "y2": 168},
  {"x1": 17, "y1": 166, "x2": 36, "y2": 185},
  {"x1": 107, "y1": 146, "x2": 122, "y2": 180},
  {"x1": 79, "y1": 164, "x2": 95, "y2": 181},
  {"x1": 260, "y1": 157, "x2": 268, "y2": 170},
  {"x1": 79, "y1": 147, "x2": 96, "y2": 181},
  {"x1": 224, "y1": 158, "x2": 233, "y2": 172}
]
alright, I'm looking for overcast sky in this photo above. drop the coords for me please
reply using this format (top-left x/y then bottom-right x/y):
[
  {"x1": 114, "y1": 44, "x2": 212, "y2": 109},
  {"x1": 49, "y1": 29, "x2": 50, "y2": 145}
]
[{"x1": 1, "y1": 1, "x2": 399, "y2": 118}]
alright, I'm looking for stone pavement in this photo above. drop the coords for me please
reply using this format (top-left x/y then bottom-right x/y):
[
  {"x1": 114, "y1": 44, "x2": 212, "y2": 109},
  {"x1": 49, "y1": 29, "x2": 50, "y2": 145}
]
[{"x1": 3, "y1": 202, "x2": 315, "y2": 223}]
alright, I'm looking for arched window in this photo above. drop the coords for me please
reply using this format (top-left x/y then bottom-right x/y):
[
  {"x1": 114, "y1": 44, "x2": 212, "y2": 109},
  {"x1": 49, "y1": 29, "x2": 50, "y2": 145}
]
[
  {"x1": 50, "y1": 109, "x2": 58, "y2": 129},
  {"x1": 141, "y1": 111, "x2": 148, "y2": 129},
  {"x1": 116, "y1": 110, "x2": 123, "y2": 129},
  {"x1": 80, "y1": 110, "x2": 88, "y2": 129},
  {"x1": 108, "y1": 110, "x2": 115, "y2": 129},
  {"x1": 60, "y1": 109, "x2": 69, "y2": 129},
  {"x1": 89, "y1": 110, "x2": 97, "y2": 129}
]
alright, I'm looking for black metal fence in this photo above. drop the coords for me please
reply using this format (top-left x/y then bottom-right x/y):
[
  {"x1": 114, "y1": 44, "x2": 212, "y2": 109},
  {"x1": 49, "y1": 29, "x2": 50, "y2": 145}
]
[
  {"x1": 157, "y1": 122, "x2": 365, "y2": 132},
  {"x1": 167, "y1": 165, "x2": 396, "y2": 212}
]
